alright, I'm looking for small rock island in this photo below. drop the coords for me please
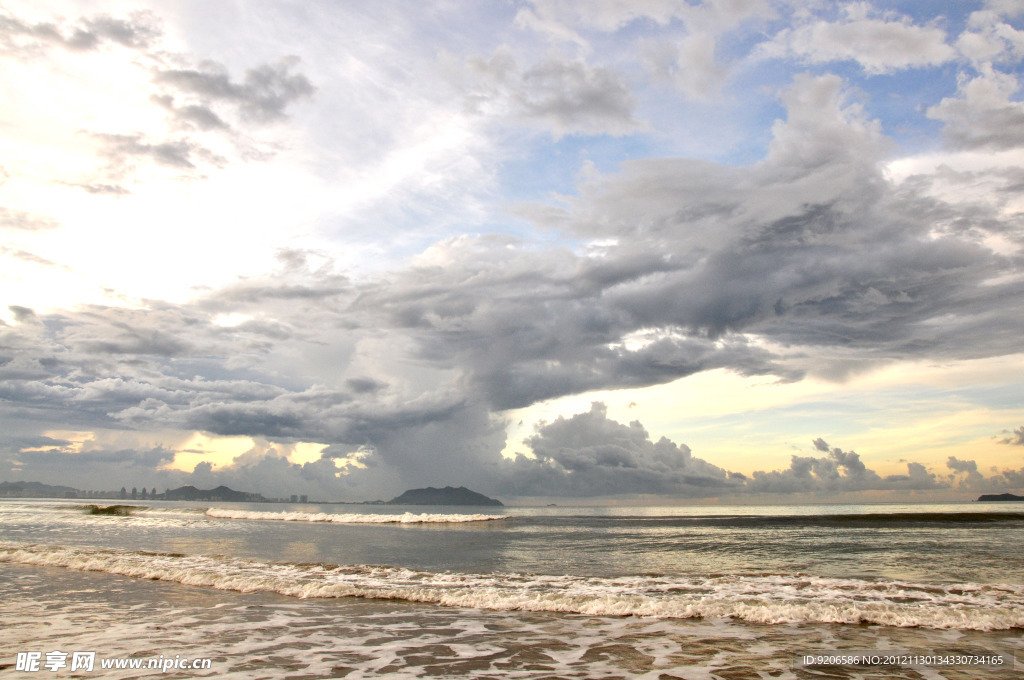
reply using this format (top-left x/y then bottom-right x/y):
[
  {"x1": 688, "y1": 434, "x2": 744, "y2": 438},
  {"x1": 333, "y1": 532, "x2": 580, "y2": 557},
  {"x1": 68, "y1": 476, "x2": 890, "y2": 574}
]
[
  {"x1": 977, "y1": 493, "x2": 1024, "y2": 502},
  {"x1": 387, "y1": 486, "x2": 503, "y2": 506}
]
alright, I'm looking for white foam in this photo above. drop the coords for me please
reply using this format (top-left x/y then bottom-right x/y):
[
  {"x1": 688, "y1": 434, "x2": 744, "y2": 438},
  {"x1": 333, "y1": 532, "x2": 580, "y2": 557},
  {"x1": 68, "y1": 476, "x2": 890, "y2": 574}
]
[
  {"x1": 204, "y1": 508, "x2": 507, "y2": 523},
  {"x1": 2, "y1": 542, "x2": 1022, "y2": 631}
]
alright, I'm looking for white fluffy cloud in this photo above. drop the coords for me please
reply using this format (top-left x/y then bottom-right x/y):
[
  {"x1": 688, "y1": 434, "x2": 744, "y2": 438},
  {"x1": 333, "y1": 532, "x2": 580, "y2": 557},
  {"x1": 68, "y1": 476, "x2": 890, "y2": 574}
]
[
  {"x1": 927, "y1": 68, "x2": 1024, "y2": 150},
  {"x1": 757, "y1": 5, "x2": 956, "y2": 73}
]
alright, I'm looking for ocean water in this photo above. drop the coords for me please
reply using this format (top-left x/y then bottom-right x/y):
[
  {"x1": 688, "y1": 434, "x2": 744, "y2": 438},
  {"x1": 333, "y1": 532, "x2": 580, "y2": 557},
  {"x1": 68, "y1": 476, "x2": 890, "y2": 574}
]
[{"x1": 0, "y1": 499, "x2": 1021, "y2": 678}]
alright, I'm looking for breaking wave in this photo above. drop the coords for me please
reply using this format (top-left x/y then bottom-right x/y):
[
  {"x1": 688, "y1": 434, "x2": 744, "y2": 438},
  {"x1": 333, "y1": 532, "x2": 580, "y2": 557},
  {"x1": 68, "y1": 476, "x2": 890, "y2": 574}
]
[
  {"x1": 204, "y1": 508, "x2": 507, "y2": 523},
  {"x1": 2, "y1": 542, "x2": 1021, "y2": 631}
]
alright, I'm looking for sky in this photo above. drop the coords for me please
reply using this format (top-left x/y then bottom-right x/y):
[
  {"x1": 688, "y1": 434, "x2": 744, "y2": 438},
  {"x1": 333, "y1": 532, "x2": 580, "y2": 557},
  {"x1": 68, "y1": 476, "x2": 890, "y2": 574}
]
[{"x1": 2, "y1": 0, "x2": 1024, "y2": 503}]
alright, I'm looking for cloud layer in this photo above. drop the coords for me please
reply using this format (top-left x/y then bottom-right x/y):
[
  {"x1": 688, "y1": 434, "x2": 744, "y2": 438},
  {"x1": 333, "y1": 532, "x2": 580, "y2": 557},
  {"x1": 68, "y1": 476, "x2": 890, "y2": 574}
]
[{"x1": 2, "y1": 1, "x2": 1023, "y2": 499}]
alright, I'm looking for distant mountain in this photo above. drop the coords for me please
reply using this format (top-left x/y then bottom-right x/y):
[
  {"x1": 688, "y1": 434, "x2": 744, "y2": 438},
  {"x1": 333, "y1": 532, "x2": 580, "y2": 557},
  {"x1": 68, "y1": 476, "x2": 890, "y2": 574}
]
[
  {"x1": 387, "y1": 486, "x2": 503, "y2": 506},
  {"x1": 0, "y1": 481, "x2": 79, "y2": 498},
  {"x1": 977, "y1": 493, "x2": 1024, "y2": 502},
  {"x1": 0, "y1": 481, "x2": 265, "y2": 502},
  {"x1": 163, "y1": 485, "x2": 262, "y2": 502}
]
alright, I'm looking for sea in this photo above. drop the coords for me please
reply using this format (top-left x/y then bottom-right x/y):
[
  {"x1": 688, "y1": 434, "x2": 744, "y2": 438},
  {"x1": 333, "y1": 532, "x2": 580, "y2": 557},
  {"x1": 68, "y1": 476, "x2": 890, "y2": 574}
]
[{"x1": 0, "y1": 499, "x2": 1022, "y2": 679}]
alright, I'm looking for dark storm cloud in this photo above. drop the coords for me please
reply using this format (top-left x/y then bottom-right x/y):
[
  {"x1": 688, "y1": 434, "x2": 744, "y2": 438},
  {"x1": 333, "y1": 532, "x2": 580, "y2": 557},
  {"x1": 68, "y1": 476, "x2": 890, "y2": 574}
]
[
  {"x1": 1, "y1": 445, "x2": 188, "y2": 495},
  {"x1": 328, "y1": 400, "x2": 510, "y2": 498},
  {"x1": 0, "y1": 301, "x2": 303, "y2": 431},
  {"x1": 470, "y1": 333, "x2": 783, "y2": 410},
  {"x1": 346, "y1": 377, "x2": 386, "y2": 394},
  {"x1": 0, "y1": 434, "x2": 71, "y2": 453},
  {"x1": 67, "y1": 306, "x2": 198, "y2": 357},
  {"x1": 1, "y1": 284, "x2": 509, "y2": 498},
  {"x1": 510, "y1": 74, "x2": 1024, "y2": 377},
  {"x1": 351, "y1": 237, "x2": 787, "y2": 410}
]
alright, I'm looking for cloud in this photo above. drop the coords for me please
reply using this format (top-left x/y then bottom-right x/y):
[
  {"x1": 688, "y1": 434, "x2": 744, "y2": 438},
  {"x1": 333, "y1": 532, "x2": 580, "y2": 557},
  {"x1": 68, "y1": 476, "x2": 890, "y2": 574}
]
[
  {"x1": 151, "y1": 95, "x2": 229, "y2": 131},
  {"x1": 457, "y1": 48, "x2": 640, "y2": 137},
  {"x1": 0, "y1": 9, "x2": 160, "y2": 55},
  {"x1": 999, "y1": 426, "x2": 1024, "y2": 446},
  {"x1": 746, "y1": 438, "x2": 892, "y2": 494},
  {"x1": 196, "y1": 444, "x2": 357, "y2": 500},
  {"x1": 641, "y1": 32, "x2": 728, "y2": 101},
  {"x1": 515, "y1": 0, "x2": 771, "y2": 39},
  {"x1": 946, "y1": 455, "x2": 988, "y2": 489},
  {"x1": 10, "y1": 68, "x2": 1020, "y2": 499},
  {"x1": 517, "y1": 0, "x2": 770, "y2": 100},
  {"x1": 947, "y1": 455, "x2": 979, "y2": 474},
  {"x1": 0, "y1": 7, "x2": 314, "y2": 190},
  {"x1": 757, "y1": 6, "x2": 956, "y2": 74},
  {"x1": 92, "y1": 132, "x2": 209, "y2": 171},
  {"x1": 501, "y1": 402, "x2": 735, "y2": 497},
  {"x1": 956, "y1": 7, "x2": 1024, "y2": 66},
  {"x1": 502, "y1": 411, "x2": 1017, "y2": 498},
  {"x1": 154, "y1": 57, "x2": 315, "y2": 125},
  {"x1": 744, "y1": 440, "x2": 1024, "y2": 495},
  {"x1": 513, "y1": 73, "x2": 1024, "y2": 380},
  {"x1": 0, "y1": 207, "x2": 59, "y2": 231},
  {"x1": 7, "y1": 306, "x2": 37, "y2": 324},
  {"x1": 927, "y1": 68, "x2": 1024, "y2": 151},
  {"x1": 3, "y1": 0, "x2": 1024, "y2": 502},
  {"x1": 60, "y1": 182, "x2": 132, "y2": 196},
  {"x1": 0, "y1": 247, "x2": 63, "y2": 268}
]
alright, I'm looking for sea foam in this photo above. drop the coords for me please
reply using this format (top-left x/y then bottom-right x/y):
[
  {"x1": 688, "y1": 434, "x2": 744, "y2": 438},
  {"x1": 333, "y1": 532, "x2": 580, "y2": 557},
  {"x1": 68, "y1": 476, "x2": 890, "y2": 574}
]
[
  {"x1": 204, "y1": 508, "x2": 507, "y2": 523},
  {"x1": 3, "y1": 542, "x2": 1021, "y2": 631}
]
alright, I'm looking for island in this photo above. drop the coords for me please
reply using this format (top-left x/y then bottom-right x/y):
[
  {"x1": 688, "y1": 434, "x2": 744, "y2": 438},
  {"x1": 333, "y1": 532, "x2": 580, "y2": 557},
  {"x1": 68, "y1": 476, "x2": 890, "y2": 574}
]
[
  {"x1": 0, "y1": 481, "x2": 80, "y2": 498},
  {"x1": 386, "y1": 486, "x2": 503, "y2": 506},
  {"x1": 977, "y1": 493, "x2": 1024, "y2": 502},
  {"x1": 163, "y1": 485, "x2": 264, "y2": 502}
]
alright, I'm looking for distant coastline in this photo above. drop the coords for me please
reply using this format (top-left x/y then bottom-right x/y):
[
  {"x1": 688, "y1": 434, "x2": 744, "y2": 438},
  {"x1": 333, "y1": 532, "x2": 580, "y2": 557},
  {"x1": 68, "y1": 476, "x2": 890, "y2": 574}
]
[
  {"x1": 0, "y1": 480, "x2": 504, "y2": 506},
  {"x1": 0, "y1": 481, "x2": 268, "y2": 502}
]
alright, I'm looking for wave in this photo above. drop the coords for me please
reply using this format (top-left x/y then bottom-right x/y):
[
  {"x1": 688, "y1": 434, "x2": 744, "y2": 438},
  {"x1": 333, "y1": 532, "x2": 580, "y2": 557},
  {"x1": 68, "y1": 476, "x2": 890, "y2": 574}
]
[
  {"x1": 2, "y1": 542, "x2": 1021, "y2": 631},
  {"x1": 3, "y1": 502, "x2": 502, "y2": 525},
  {"x1": 204, "y1": 508, "x2": 507, "y2": 524},
  {"x1": 707, "y1": 511, "x2": 1024, "y2": 526},
  {"x1": 73, "y1": 505, "x2": 208, "y2": 519},
  {"x1": 551, "y1": 511, "x2": 1024, "y2": 530}
]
